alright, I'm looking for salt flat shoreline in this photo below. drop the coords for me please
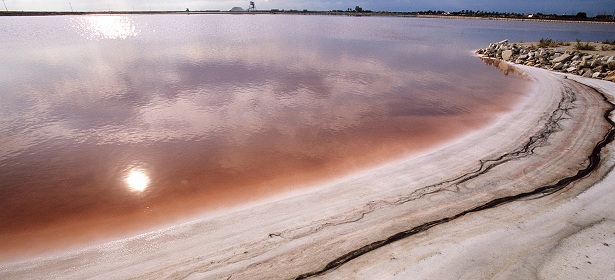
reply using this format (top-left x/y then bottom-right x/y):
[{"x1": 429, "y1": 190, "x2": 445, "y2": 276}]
[{"x1": 2, "y1": 58, "x2": 615, "y2": 279}]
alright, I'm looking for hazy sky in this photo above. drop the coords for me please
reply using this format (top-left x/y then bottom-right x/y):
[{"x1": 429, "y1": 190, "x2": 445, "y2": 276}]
[{"x1": 2, "y1": 0, "x2": 614, "y2": 16}]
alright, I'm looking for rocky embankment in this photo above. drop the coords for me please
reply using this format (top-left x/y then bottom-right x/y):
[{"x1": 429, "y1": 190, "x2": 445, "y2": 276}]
[{"x1": 477, "y1": 40, "x2": 615, "y2": 82}]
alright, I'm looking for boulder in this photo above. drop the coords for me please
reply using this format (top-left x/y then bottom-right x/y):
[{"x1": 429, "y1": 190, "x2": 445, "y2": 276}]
[
  {"x1": 502, "y1": 50, "x2": 513, "y2": 61},
  {"x1": 582, "y1": 69, "x2": 593, "y2": 78},
  {"x1": 552, "y1": 54, "x2": 572, "y2": 64},
  {"x1": 539, "y1": 50, "x2": 548, "y2": 57},
  {"x1": 553, "y1": 62, "x2": 565, "y2": 70},
  {"x1": 591, "y1": 58, "x2": 604, "y2": 67},
  {"x1": 480, "y1": 40, "x2": 615, "y2": 81}
]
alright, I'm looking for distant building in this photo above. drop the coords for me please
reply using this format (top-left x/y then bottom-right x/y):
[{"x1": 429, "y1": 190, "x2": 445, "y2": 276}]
[{"x1": 230, "y1": 7, "x2": 244, "y2": 12}]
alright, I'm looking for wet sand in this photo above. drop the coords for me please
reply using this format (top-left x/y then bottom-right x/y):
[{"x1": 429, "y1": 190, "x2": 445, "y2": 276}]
[{"x1": 2, "y1": 60, "x2": 615, "y2": 278}]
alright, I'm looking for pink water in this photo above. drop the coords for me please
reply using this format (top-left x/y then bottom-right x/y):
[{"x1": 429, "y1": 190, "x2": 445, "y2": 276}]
[{"x1": 0, "y1": 14, "x2": 531, "y2": 258}]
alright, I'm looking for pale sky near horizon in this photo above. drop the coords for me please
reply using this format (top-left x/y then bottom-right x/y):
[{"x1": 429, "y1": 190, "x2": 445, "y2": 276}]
[{"x1": 2, "y1": 0, "x2": 614, "y2": 16}]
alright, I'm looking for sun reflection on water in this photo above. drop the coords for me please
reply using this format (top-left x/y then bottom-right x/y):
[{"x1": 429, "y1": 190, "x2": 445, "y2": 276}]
[
  {"x1": 74, "y1": 15, "x2": 138, "y2": 40},
  {"x1": 125, "y1": 168, "x2": 150, "y2": 192}
]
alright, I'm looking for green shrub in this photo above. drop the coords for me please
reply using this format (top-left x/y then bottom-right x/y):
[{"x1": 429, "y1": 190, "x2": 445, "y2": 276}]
[
  {"x1": 602, "y1": 39, "x2": 615, "y2": 45},
  {"x1": 538, "y1": 38, "x2": 554, "y2": 47},
  {"x1": 537, "y1": 38, "x2": 568, "y2": 48},
  {"x1": 574, "y1": 39, "x2": 596, "y2": 51}
]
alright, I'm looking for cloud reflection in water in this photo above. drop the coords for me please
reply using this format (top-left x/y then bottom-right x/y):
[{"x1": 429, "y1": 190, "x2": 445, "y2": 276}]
[{"x1": 0, "y1": 16, "x2": 531, "y2": 251}]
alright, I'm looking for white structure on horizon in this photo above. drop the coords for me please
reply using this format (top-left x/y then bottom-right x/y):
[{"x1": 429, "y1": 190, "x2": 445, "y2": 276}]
[{"x1": 247, "y1": 1, "x2": 255, "y2": 12}]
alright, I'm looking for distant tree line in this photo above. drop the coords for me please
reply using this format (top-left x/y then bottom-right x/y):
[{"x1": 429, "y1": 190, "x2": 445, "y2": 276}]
[
  {"x1": 409, "y1": 10, "x2": 613, "y2": 22},
  {"x1": 0, "y1": 9, "x2": 611, "y2": 21}
]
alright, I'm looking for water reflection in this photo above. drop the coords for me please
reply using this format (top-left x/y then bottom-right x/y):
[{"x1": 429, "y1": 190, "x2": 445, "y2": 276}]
[
  {"x1": 72, "y1": 15, "x2": 138, "y2": 40},
  {"x1": 480, "y1": 57, "x2": 526, "y2": 77},
  {"x1": 125, "y1": 168, "x2": 150, "y2": 193},
  {"x1": 0, "y1": 15, "x2": 532, "y2": 258}
]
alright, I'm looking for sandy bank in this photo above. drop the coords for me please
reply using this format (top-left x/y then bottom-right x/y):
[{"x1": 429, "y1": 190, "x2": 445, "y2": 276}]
[{"x1": 2, "y1": 63, "x2": 615, "y2": 279}]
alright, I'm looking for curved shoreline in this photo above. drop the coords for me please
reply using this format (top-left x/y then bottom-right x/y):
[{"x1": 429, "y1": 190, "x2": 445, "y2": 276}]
[
  {"x1": 297, "y1": 71, "x2": 615, "y2": 279},
  {"x1": 2, "y1": 63, "x2": 615, "y2": 279},
  {"x1": 319, "y1": 68, "x2": 615, "y2": 279}
]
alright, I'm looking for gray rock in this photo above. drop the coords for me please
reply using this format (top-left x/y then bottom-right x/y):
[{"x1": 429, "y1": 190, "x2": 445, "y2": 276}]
[
  {"x1": 582, "y1": 69, "x2": 593, "y2": 78},
  {"x1": 480, "y1": 40, "x2": 614, "y2": 80},
  {"x1": 591, "y1": 59, "x2": 603, "y2": 67}
]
